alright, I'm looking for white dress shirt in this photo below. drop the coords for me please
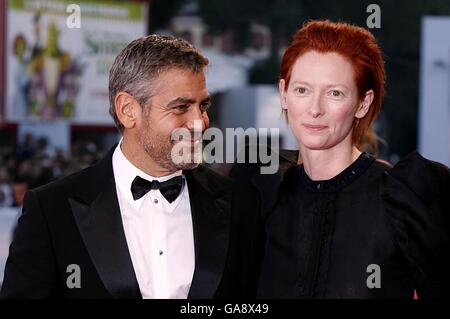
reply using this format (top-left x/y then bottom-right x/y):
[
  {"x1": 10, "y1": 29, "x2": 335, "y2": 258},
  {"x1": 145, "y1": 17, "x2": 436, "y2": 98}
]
[{"x1": 112, "y1": 143, "x2": 195, "y2": 299}]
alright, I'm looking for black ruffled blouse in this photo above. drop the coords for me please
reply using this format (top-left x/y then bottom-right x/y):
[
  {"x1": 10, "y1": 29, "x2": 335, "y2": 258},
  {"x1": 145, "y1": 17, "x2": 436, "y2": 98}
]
[{"x1": 254, "y1": 152, "x2": 450, "y2": 299}]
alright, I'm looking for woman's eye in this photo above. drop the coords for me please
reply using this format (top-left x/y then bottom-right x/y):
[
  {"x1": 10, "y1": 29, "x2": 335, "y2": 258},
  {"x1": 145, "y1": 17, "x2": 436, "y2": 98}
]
[
  {"x1": 296, "y1": 87, "x2": 307, "y2": 94},
  {"x1": 330, "y1": 90, "x2": 342, "y2": 97}
]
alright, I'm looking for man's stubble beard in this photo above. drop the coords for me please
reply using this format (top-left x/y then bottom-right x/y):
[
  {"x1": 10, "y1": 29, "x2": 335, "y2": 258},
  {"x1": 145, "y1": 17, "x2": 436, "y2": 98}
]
[{"x1": 138, "y1": 116, "x2": 200, "y2": 172}]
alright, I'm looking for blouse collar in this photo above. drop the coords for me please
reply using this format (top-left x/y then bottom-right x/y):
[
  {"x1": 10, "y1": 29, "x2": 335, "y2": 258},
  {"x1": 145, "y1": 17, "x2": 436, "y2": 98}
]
[{"x1": 298, "y1": 152, "x2": 375, "y2": 193}]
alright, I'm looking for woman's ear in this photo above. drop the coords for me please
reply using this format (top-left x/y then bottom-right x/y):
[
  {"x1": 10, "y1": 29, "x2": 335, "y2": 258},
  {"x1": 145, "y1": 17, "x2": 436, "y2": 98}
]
[
  {"x1": 355, "y1": 90, "x2": 374, "y2": 119},
  {"x1": 114, "y1": 92, "x2": 141, "y2": 130},
  {"x1": 279, "y1": 79, "x2": 288, "y2": 110}
]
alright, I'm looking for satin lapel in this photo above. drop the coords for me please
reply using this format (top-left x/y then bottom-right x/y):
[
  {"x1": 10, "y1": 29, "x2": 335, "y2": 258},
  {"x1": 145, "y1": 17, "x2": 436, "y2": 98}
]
[
  {"x1": 186, "y1": 171, "x2": 232, "y2": 299},
  {"x1": 69, "y1": 176, "x2": 141, "y2": 299}
]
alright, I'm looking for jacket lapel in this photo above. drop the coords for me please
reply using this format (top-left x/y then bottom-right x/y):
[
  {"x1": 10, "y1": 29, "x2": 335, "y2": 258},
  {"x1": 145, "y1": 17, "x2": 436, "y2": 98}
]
[
  {"x1": 69, "y1": 148, "x2": 141, "y2": 299},
  {"x1": 69, "y1": 151, "x2": 234, "y2": 299},
  {"x1": 185, "y1": 167, "x2": 232, "y2": 299}
]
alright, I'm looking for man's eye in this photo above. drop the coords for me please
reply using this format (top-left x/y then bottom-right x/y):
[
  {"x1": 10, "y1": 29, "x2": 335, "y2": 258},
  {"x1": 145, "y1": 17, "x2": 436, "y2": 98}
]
[
  {"x1": 175, "y1": 105, "x2": 189, "y2": 111},
  {"x1": 200, "y1": 102, "x2": 211, "y2": 112}
]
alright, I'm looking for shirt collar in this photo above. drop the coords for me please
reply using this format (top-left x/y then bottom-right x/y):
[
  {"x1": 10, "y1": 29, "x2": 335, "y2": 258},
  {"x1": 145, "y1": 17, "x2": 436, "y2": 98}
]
[{"x1": 112, "y1": 140, "x2": 183, "y2": 211}]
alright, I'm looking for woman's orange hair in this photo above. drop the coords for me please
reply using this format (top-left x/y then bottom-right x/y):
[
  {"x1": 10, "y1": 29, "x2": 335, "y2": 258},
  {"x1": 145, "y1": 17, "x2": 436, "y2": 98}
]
[{"x1": 280, "y1": 20, "x2": 386, "y2": 150}]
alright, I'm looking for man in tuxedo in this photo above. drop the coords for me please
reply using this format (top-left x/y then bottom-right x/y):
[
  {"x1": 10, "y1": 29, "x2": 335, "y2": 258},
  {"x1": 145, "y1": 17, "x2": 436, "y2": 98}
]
[{"x1": 1, "y1": 35, "x2": 261, "y2": 298}]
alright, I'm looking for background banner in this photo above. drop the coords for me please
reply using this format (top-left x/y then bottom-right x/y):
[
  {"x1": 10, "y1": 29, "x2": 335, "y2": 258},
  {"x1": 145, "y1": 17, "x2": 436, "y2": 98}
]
[{"x1": 6, "y1": 0, "x2": 148, "y2": 124}]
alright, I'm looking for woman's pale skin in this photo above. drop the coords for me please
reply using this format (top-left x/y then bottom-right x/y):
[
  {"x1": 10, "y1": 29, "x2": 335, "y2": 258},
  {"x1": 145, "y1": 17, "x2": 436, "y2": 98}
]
[{"x1": 279, "y1": 51, "x2": 374, "y2": 181}]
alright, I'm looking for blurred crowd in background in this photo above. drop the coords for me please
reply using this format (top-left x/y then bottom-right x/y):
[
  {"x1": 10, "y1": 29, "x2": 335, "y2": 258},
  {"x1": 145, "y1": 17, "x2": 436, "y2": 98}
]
[{"x1": 0, "y1": 133, "x2": 104, "y2": 207}]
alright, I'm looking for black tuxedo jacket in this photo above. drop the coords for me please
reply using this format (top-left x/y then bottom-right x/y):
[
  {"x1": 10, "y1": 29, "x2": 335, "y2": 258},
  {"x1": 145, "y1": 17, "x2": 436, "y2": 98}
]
[{"x1": 1, "y1": 148, "x2": 261, "y2": 299}]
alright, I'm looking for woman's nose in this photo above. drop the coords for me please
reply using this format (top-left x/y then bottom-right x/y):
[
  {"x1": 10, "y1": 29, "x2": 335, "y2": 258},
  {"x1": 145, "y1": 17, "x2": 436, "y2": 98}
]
[{"x1": 308, "y1": 95, "x2": 324, "y2": 118}]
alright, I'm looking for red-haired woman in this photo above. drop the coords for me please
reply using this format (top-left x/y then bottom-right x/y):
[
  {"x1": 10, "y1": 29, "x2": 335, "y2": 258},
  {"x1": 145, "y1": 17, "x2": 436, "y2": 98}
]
[{"x1": 235, "y1": 20, "x2": 450, "y2": 299}]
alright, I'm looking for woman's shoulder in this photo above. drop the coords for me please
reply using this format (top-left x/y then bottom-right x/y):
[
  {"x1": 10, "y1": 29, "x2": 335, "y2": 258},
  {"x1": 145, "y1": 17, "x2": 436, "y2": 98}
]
[
  {"x1": 364, "y1": 156, "x2": 392, "y2": 182},
  {"x1": 380, "y1": 151, "x2": 449, "y2": 217},
  {"x1": 382, "y1": 151, "x2": 449, "y2": 204},
  {"x1": 380, "y1": 152, "x2": 450, "y2": 297}
]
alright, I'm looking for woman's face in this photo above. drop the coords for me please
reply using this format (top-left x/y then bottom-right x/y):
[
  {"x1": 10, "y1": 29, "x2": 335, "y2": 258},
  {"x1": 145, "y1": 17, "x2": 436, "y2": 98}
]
[{"x1": 280, "y1": 51, "x2": 373, "y2": 152}]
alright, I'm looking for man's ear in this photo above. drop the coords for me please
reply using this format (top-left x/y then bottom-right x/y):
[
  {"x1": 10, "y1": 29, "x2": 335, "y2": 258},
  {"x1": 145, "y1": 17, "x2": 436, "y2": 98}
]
[
  {"x1": 279, "y1": 79, "x2": 288, "y2": 110},
  {"x1": 114, "y1": 92, "x2": 141, "y2": 129},
  {"x1": 355, "y1": 89, "x2": 374, "y2": 119}
]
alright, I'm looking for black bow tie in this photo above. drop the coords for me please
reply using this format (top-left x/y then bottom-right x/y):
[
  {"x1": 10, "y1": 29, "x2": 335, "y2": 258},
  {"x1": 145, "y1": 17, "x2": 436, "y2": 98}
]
[{"x1": 131, "y1": 175, "x2": 184, "y2": 203}]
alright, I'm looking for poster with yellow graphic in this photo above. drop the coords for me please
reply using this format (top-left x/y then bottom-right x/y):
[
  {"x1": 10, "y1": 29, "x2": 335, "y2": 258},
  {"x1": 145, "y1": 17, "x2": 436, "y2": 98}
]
[{"x1": 6, "y1": 0, "x2": 147, "y2": 123}]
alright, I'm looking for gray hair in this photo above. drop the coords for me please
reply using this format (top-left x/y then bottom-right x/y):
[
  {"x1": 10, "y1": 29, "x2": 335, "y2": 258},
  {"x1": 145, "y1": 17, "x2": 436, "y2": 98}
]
[{"x1": 108, "y1": 35, "x2": 209, "y2": 131}]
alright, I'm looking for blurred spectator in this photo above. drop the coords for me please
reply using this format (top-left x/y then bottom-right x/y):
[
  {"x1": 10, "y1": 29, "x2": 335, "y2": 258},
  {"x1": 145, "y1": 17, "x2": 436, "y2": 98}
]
[
  {"x1": 0, "y1": 167, "x2": 13, "y2": 207},
  {"x1": 34, "y1": 137, "x2": 53, "y2": 160},
  {"x1": 16, "y1": 133, "x2": 35, "y2": 161}
]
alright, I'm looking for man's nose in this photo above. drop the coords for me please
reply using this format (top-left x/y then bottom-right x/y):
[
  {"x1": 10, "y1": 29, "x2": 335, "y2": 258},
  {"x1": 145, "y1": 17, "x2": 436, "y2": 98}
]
[{"x1": 186, "y1": 106, "x2": 208, "y2": 131}]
